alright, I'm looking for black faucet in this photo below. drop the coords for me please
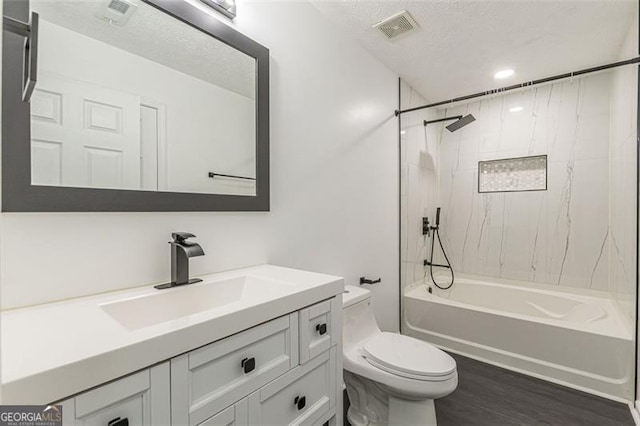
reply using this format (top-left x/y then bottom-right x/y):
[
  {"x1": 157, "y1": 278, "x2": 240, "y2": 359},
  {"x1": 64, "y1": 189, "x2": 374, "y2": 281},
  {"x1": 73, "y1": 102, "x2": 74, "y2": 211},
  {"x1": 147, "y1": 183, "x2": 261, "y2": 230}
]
[{"x1": 155, "y1": 232, "x2": 205, "y2": 289}]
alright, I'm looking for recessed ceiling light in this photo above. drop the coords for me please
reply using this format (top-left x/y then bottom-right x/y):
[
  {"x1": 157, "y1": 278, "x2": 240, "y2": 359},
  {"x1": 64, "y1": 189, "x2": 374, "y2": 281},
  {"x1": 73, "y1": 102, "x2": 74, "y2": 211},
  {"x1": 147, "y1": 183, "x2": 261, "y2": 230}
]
[
  {"x1": 494, "y1": 69, "x2": 515, "y2": 79},
  {"x1": 400, "y1": 130, "x2": 406, "y2": 135},
  {"x1": 509, "y1": 106, "x2": 523, "y2": 113}
]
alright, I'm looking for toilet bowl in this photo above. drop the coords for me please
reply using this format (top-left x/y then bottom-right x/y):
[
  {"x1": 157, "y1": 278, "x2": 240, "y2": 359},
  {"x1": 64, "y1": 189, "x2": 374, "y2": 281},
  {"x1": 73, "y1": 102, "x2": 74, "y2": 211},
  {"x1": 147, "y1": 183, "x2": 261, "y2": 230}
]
[{"x1": 342, "y1": 285, "x2": 457, "y2": 426}]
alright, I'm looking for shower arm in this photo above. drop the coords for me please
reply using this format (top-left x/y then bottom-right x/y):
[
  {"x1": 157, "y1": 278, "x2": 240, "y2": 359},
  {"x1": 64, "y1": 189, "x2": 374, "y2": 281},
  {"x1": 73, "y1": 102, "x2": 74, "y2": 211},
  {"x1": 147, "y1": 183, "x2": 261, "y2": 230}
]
[{"x1": 423, "y1": 116, "x2": 462, "y2": 126}]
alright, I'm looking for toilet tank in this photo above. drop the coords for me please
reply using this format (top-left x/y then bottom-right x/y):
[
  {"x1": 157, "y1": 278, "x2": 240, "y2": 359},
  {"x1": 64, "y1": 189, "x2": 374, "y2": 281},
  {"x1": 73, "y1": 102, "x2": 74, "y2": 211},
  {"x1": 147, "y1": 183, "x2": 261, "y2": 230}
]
[
  {"x1": 343, "y1": 286, "x2": 381, "y2": 351},
  {"x1": 342, "y1": 285, "x2": 371, "y2": 308}
]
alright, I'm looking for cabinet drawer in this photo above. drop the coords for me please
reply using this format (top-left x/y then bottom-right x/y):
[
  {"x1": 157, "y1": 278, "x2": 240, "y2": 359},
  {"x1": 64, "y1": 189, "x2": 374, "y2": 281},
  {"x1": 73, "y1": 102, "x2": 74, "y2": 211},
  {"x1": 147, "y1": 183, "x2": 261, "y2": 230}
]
[
  {"x1": 248, "y1": 347, "x2": 336, "y2": 426},
  {"x1": 197, "y1": 399, "x2": 247, "y2": 426},
  {"x1": 172, "y1": 314, "x2": 299, "y2": 425},
  {"x1": 299, "y1": 299, "x2": 338, "y2": 363},
  {"x1": 59, "y1": 363, "x2": 170, "y2": 426}
]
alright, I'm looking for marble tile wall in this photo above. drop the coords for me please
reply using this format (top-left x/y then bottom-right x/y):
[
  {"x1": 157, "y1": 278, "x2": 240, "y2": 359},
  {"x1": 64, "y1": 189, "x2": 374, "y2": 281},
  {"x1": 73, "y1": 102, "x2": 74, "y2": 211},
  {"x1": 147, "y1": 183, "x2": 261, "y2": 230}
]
[
  {"x1": 401, "y1": 65, "x2": 637, "y2": 329},
  {"x1": 399, "y1": 80, "x2": 442, "y2": 290},
  {"x1": 436, "y1": 73, "x2": 613, "y2": 291},
  {"x1": 609, "y1": 17, "x2": 638, "y2": 323}
]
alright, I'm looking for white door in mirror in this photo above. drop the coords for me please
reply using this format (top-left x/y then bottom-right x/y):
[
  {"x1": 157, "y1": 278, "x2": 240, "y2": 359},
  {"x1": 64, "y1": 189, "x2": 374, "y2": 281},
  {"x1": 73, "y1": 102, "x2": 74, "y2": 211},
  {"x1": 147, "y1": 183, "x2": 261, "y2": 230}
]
[{"x1": 31, "y1": 73, "x2": 141, "y2": 190}]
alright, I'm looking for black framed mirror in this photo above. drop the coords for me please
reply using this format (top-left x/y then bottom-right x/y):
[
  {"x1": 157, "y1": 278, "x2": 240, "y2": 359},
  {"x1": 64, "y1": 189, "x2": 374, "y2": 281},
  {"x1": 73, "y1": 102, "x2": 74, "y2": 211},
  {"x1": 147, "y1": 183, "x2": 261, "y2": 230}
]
[{"x1": 2, "y1": 0, "x2": 269, "y2": 212}]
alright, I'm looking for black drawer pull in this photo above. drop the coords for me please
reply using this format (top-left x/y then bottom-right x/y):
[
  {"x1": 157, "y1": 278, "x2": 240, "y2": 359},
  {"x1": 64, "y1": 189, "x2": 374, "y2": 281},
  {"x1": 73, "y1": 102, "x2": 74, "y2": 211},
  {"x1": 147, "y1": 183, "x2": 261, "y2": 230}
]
[
  {"x1": 241, "y1": 357, "x2": 256, "y2": 374},
  {"x1": 316, "y1": 323, "x2": 327, "y2": 335},
  {"x1": 294, "y1": 395, "x2": 306, "y2": 410},
  {"x1": 108, "y1": 418, "x2": 129, "y2": 426}
]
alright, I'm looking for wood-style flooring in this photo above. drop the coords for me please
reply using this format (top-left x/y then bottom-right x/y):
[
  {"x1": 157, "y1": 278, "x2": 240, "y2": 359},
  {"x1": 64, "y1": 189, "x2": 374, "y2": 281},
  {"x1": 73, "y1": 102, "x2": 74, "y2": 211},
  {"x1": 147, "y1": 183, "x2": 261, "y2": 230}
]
[
  {"x1": 345, "y1": 352, "x2": 634, "y2": 425},
  {"x1": 436, "y1": 353, "x2": 634, "y2": 426}
]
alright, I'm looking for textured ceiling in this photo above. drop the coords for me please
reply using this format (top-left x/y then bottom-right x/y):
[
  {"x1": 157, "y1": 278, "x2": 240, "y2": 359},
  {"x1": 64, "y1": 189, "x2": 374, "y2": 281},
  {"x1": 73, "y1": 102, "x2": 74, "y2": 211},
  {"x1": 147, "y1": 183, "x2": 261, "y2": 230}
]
[
  {"x1": 32, "y1": 0, "x2": 255, "y2": 99},
  {"x1": 311, "y1": 0, "x2": 638, "y2": 103}
]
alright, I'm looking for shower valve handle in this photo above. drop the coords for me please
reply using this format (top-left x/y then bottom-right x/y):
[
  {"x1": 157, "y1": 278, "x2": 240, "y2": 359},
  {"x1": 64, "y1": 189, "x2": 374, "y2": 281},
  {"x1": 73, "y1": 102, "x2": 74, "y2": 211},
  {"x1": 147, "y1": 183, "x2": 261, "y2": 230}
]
[{"x1": 422, "y1": 217, "x2": 430, "y2": 235}]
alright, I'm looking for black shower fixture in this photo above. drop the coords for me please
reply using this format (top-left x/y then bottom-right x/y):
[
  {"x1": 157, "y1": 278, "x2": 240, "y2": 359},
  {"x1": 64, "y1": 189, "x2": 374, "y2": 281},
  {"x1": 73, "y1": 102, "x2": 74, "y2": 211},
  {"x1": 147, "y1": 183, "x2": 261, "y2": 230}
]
[{"x1": 423, "y1": 114, "x2": 476, "y2": 132}]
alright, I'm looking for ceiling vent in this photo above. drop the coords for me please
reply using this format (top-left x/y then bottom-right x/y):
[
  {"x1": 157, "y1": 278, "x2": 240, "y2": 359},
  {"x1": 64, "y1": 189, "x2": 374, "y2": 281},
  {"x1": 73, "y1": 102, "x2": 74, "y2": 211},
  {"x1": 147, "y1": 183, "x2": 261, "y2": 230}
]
[
  {"x1": 97, "y1": 0, "x2": 137, "y2": 26},
  {"x1": 373, "y1": 10, "x2": 418, "y2": 40}
]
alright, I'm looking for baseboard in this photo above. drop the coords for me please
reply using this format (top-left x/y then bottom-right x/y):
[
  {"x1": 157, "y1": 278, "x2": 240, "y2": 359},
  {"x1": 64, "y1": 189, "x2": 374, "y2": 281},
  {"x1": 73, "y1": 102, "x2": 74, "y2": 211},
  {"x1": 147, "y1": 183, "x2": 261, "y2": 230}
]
[{"x1": 631, "y1": 401, "x2": 640, "y2": 425}]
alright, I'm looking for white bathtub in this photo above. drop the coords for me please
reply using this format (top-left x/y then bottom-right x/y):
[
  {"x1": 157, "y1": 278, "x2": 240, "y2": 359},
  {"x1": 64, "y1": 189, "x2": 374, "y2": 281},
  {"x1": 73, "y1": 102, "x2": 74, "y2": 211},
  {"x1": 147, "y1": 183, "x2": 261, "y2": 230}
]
[{"x1": 403, "y1": 275, "x2": 634, "y2": 401}]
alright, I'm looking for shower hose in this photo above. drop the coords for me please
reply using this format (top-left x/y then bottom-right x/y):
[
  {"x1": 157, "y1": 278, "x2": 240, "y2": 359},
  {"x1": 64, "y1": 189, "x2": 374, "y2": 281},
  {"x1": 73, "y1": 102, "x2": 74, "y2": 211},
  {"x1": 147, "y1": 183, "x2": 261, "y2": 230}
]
[{"x1": 428, "y1": 226, "x2": 455, "y2": 290}]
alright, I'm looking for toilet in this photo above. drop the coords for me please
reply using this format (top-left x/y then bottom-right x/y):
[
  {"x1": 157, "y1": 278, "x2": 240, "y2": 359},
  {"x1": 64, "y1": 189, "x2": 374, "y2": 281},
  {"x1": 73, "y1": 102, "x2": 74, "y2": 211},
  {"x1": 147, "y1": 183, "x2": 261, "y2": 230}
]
[{"x1": 342, "y1": 285, "x2": 457, "y2": 426}]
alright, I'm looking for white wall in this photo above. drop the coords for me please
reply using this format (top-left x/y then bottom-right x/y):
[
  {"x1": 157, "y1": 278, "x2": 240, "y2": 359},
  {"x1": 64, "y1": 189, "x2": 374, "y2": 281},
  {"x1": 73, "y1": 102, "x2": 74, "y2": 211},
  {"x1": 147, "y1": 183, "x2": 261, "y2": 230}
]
[
  {"x1": 240, "y1": 1, "x2": 399, "y2": 332},
  {"x1": 0, "y1": 1, "x2": 399, "y2": 331}
]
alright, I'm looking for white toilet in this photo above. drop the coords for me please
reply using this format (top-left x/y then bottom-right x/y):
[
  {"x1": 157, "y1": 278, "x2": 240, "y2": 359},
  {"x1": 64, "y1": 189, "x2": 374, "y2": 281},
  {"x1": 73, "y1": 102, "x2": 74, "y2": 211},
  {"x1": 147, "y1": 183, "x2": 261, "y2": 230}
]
[{"x1": 342, "y1": 285, "x2": 457, "y2": 426}]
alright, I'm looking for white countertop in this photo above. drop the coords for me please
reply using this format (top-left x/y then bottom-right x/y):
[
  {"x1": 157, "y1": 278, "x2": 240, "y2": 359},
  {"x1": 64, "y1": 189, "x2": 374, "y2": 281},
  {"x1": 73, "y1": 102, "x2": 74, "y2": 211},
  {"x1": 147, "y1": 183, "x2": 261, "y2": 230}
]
[{"x1": 1, "y1": 264, "x2": 344, "y2": 404}]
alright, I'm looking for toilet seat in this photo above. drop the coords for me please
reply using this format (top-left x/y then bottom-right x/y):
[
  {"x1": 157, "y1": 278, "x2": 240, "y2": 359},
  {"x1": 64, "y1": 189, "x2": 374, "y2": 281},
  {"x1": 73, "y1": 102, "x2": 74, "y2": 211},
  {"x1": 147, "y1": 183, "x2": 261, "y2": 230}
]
[{"x1": 362, "y1": 332, "x2": 456, "y2": 381}]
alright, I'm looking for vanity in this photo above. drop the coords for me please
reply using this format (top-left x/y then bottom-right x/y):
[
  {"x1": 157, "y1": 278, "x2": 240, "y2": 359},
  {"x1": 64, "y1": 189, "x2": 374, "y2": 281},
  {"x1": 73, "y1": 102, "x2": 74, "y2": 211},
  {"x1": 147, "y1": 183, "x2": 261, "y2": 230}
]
[{"x1": 1, "y1": 265, "x2": 344, "y2": 425}]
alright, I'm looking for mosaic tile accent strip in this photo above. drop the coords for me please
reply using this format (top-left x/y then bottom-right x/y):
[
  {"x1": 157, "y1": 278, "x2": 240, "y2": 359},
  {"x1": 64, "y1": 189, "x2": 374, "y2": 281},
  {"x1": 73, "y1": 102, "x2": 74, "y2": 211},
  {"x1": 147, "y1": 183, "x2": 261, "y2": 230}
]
[{"x1": 478, "y1": 155, "x2": 547, "y2": 193}]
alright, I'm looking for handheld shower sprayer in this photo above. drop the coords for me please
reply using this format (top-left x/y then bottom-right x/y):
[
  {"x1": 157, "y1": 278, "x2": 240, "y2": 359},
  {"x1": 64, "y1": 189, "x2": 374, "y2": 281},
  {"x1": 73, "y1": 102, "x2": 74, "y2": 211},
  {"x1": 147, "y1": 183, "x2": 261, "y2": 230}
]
[{"x1": 424, "y1": 207, "x2": 454, "y2": 290}]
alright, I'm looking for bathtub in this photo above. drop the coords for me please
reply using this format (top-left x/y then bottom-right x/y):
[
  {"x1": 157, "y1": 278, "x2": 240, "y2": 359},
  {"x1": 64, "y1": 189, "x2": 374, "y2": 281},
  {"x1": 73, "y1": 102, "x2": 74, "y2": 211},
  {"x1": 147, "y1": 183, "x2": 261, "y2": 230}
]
[{"x1": 403, "y1": 275, "x2": 634, "y2": 401}]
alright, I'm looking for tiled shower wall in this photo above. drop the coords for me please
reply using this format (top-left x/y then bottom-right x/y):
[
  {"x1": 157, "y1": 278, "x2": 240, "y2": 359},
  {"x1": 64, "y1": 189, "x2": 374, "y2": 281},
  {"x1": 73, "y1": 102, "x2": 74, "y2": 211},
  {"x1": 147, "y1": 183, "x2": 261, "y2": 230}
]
[
  {"x1": 610, "y1": 16, "x2": 638, "y2": 322},
  {"x1": 399, "y1": 81, "x2": 441, "y2": 290},
  {"x1": 437, "y1": 73, "x2": 614, "y2": 292},
  {"x1": 400, "y1": 51, "x2": 637, "y2": 327}
]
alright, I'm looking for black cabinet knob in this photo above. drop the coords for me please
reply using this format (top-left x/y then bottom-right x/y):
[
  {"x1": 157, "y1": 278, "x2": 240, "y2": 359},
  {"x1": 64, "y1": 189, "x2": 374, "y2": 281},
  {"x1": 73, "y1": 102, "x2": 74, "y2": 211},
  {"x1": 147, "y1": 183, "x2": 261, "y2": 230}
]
[
  {"x1": 316, "y1": 323, "x2": 327, "y2": 335},
  {"x1": 108, "y1": 418, "x2": 129, "y2": 426},
  {"x1": 241, "y1": 357, "x2": 256, "y2": 374},
  {"x1": 294, "y1": 395, "x2": 306, "y2": 411}
]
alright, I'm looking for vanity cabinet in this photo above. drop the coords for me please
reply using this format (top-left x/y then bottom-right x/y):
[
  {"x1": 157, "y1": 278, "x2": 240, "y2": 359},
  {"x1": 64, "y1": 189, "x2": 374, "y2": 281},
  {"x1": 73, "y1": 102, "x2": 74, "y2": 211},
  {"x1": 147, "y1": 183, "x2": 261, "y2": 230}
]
[
  {"x1": 299, "y1": 299, "x2": 340, "y2": 364},
  {"x1": 196, "y1": 400, "x2": 248, "y2": 426},
  {"x1": 170, "y1": 314, "x2": 299, "y2": 425},
  {"x1": 55, "y1": 297, "x2": 341, "y2": 426},
  {"x1": 59, "y1": 363, "x2": 171, "y2": 426},
  {"x1": 195, "y1": 348, "x2": 336, "y2": 426},
  {"x1": 246, "y1": 347, "x2": 336, "y2": 425}
]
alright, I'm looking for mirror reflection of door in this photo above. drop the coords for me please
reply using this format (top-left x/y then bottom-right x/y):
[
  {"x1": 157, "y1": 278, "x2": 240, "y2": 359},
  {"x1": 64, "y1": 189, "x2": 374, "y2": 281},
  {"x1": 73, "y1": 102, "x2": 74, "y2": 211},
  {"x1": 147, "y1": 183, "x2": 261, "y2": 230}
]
[
  {"x1": 30, "y1": 0, "x2": 257, "y2": 196},
  {"x1": 31, "y1": 73, "x2": 142, "y2": 190}
]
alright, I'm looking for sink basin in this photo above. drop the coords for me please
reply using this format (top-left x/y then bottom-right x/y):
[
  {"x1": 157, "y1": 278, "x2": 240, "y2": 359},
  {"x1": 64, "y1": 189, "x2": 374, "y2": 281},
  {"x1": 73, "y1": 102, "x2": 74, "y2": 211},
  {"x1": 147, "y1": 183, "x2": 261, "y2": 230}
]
[{"x1": 100, "y1": 275, "x2": 292, "y2": 330}]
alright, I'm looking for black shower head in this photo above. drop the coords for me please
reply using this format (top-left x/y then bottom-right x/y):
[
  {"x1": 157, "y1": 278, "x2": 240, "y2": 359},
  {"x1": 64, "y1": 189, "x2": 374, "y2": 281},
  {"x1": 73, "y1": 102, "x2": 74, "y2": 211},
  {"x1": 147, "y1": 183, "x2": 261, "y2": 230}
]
[
  {"x1": 423, "y1": 114, "x2": 477, "y2": 132},
  {"x1": 445, "y1": 114, "x2": 476, "y2": 132}
]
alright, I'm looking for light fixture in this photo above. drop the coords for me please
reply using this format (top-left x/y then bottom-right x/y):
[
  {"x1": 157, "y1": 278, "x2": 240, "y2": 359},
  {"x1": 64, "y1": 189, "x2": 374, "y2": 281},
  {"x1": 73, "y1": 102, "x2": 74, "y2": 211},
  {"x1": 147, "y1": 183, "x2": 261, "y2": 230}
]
[
  {"x1": 400, "y1": 130, "x2": 406, "y2": 135},
  {"x1": 200, "y1": 0, "x2": 236, "y2": 19},
  {"x1": 494, "y1": 69, "x2": 515, "y2": 80},
  {"x1": 509, "y1": 106, "x2": 523, "y2": 113}
]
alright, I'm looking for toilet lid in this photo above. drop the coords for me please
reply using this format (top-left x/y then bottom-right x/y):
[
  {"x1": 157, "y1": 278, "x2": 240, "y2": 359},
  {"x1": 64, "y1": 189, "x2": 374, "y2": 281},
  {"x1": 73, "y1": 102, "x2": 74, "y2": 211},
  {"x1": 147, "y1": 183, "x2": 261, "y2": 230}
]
[{"x1": 363, "y1": 333, "x2": 456, "y2": 379}]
